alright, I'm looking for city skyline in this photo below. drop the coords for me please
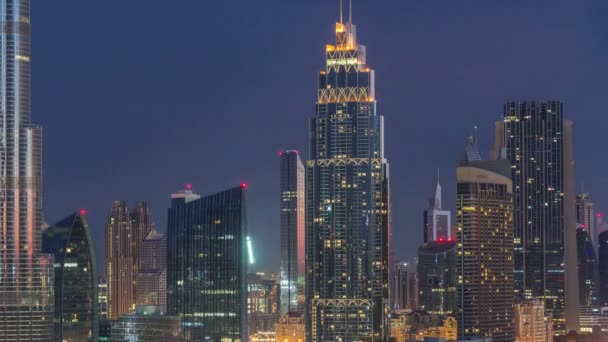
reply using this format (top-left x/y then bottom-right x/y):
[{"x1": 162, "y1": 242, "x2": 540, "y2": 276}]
[{"x1": 32, "y1": 1, "x2": 608, "y2": 276}]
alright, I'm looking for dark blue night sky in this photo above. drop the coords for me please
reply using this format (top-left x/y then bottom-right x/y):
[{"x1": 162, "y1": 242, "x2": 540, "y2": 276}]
[{"x1": 34, "y1": 0, "x2": 608, "y2": 273}]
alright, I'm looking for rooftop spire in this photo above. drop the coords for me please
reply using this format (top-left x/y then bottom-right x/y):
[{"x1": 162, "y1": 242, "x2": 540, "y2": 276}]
[
  {"x1": 339, "y1": 0, "x2": 343, "y2": 24},
  {"x1": 349, "y1": 0, "x2": 353, "y2": 23}
]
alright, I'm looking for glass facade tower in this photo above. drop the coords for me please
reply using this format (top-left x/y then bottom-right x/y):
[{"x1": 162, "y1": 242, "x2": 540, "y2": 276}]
[
  {"x1": 43, "y1": 212, "x2": 99, "y2": 341},
  {"x1": 167, "y1": 185, "x2": 248, "y2": 341},
  {"x1": 492, "y1": 101, "x2": 579, "y2": 333},
  {"x1": 417, "y1": 240, "x2": 456, "y2": 315},
  {"x1": 0, "y1": 0, "x2": 54, "y2": 339},
  {"x1": 280, "y1": 150, "x2": 305, "y2": 314},
  {"x1": 305, "y1": 6, "x2": 390, "y2": 341}
]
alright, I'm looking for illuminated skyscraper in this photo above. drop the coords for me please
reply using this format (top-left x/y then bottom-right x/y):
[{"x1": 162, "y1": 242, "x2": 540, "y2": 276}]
[
  {"x1": 424, "y1": 176, "x2": 453, "y2": 242},
  {"x1": 279, "y1": 150, "x2": 305, "y2": 314},
  {"x1": 305, "y1": 3, "x2": 390, "y2": 341},
  {"x1": 43, "y1": 212, "x2": 99, "y2": 342},
  {"x1": 136, "y1": 229, "x2": 167, "y2": 313},
  {"x1": 130, "y1": 202, "x2": 154, "y2": 291},
  {"x1": 492, "y1": 101, "x2": 579, "y2": 333},
  {"x1": 0, "y1": 1, "x2": 54, "y2": 339},
  {"x1": 457, "y1": 137, "x2": 514, "y2": 341},
  {"x1": 167, "y1": 185, "x2": 248, "y2": 341},
  {"x1": 105, "y1": 201, "x2": 135, "y2": 320},
  {"x1": 513, "y1": 300, "x2": 553, "y2": 342}
]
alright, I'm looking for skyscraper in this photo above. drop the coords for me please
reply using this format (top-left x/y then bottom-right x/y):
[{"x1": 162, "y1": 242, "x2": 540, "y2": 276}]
[
  {"x1": 417, "y1": 240, "x2": 456, "y2": 315},
  {"x1": 110, "y1": 305, "x2": 181, "y2": 342},
  {"x1": 305, "y1": 3, "x2": 390, "y2": 340},
  {"x1": 105, "y1": 201, "x2": 135, "y2": 320},
  {"x1": 0, "y1": 0, "x2": 54, "y2": 339},
  {"x1": 167, "y1": 185, "x2": 248, "y2": 341},
  {"x1": 423, "y1": 176, "x2": 453, "y2": 242},
  {"x1": 598, "y1": 231, "x2": 608, "y2": 306},
  {"x1": 393, "y1": 262, "x2": 419, "y2": 310},
  {"x1": 457, "y1": 138, "x2": 514, "y2": 341},
  {"x1": 576, "y1": 227, "x2": 599, "y2": 309},
  {"x1": 492, "y1": 101, "x2": 579, "y2": 333},
  {"x1": 576, "y1": 193, "x2": 597, "y2": 252},
  {"x1": 43, "y1": 212, "x2": 99, "y2": 342},
  {"x1": 279, "y1": 150, "x2": 305, "y2": 314},
  {"x1": 130, "y1": 201, "x2": 154, "y2": 294},
  {"x1": 136, "y1": 229, "x2": 167, "y2": 313}
]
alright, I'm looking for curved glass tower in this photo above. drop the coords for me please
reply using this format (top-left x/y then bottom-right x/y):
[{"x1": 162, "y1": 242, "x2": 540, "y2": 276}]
[
  {"x1": 0, "y1": 0, "x2": 54, "y2": 339},
  {"x1": 305, "y1": 5, "x2": 390, "y2": 341},
  {"x1": 43, "y1": 212, "x2": 99, "y2": 342}
]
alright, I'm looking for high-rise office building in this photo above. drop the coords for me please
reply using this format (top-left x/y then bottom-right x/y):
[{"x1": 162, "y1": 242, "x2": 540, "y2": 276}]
[
  {"x1": 305, "y1": 4, "x2": 390, "y2": 341},
  {"x1": 598, "y1": 231, "x2": 608, "y2": 306},
  {"x1": 393, "y1": 262, "x2": 418, "y2": 310},
  {"x1": 457, "y1": 138, "x2": 514, "y2": 341},
  {"x1": 43, "y1": 212, "x2": 99, "y2": 341},
  {"x1": 576, "y1": 193, "x2": 596, "y2": 251},
  {"x1": 105, "y1": 201, "x2": 136, "y2": 320},
  {"x1": 167, "y1": 185, "x2": 248, "y2": 341},
  {"x1": 513, "y1": 300, "x2": 553, "y2": 342},
  {"x1": 424, "y1": 177, "x2": 453, "y2": 242},
  {"x1": 417, "y1": 240, "x2": 457, "y2": 315},
  {"x1": 0, "y1": 1, "x2": 54, "y2": 339},
  {"x1": 136, "y1": 229, "x2": 167, "y2": 313},
  {"x1": 576, "y1": 227, "x2": 599, "y2": 308},
  {"x1": 130, "y1": 201, "x2": 154, "y2": 300},
  {"x1": 492, "y1": 101, "x2": 579, "y2": 333},
  {"x1": 279, "y1": 150, "x2": 305, "y2": 314}
]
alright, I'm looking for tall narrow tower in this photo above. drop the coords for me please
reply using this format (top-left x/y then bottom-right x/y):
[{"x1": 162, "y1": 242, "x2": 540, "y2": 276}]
[
  {"x1": 0, "y1": 0, "x2": 54, "y2": 339},
  {"x1": 492, "y1": 101, "x2": 579, "y2": 333},
  {"x1": 306, "y1": 3, "x2": 391, "y2": 340},
  {"x1": 279, "y1": 150, "x2": 305, "y2": 313}
]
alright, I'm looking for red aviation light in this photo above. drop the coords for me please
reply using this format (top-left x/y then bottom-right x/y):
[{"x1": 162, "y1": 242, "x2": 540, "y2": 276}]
[
  {"x1": 79, "y1": 209, "x2": 87, "y2": 216},
  {"x1": 241, "y1": 183, "x2": 248, "y2": 189}
]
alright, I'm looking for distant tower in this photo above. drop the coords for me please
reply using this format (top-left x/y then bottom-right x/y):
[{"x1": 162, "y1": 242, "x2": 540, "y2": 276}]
[
  {"x1": 492, "y1": 101, "x2": 579, "y2": 333},
  {"x1": 305, "y1": 3, "x2": 391, "y2": 340},
  {"x1": 43, "y1": 212, "x2": 99, "y2": 341},
  {"x1": 423, "y1": 172, "x2": 453, "y2": 242},
  {"x1": 576, "y1": 227, "x2": 599, "y2": 309},
  {"x1": 105, "y1": 201, "x2": 136, "y2": 319},
  {"x1": 417, "y1": 240, "x2": 456, "y2": 315},
  {"x1": 457, "y1": 137, "x2": 514, "y2": 341},
  {"x1": 167, "y1": 185, "x2": 248, "y2": 341},
  {"x1": 393, "y1": 262, "x2": 418, "y2": 310},
  {"x1": 279, "y1": 150, "x2": 305, "y2": 314},
  {"x1": 576, "y1": 193, "x2": 596, "y2": 251},
  {"x1": 136, "y1": 229, "x2": 167, "y2": 313}
]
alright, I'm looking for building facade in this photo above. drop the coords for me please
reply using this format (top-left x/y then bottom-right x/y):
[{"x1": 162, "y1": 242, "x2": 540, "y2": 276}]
[
  {"x1": 0, "y1": 0, "x2": 54, "y2": 339},
  {"x1": 105, "y1": 201, "x2": 136, "y2": 320},
  {"x1": 167, "y1": 185, "x2": 248, "y2": 341},
  {"x1": 305, "y1": 6, "x2": 390, "y2": 341},
  {"x1": 136, "y1": 229, "x2": 167, "y2": 313},
  {"x1": 417, "y1": 241, "x2": 457, "y2": 315},
  {"x1": 424, "y1": 178, "x2": 453, "y2": 242},
  {"x1": 43, "y1": 212, "x2": 99, "y2": 341},
  {"x1": 98, "y1": 277, "x2": 108, "y2": 321},
  {"x1": 110, "y1": 305, "x2": 181, "y2": 342},
  {"x1": 513, "y1": 300, "x2": 553, "y2": 342},
  {"x1": 492, "y1": 101, "x2": 579, "y2": 333},
  {"x1": 275, "y1": 312, "x2": 305, "y2": 342},
  {"x1": 280, "y1": 150, "x2": 305, "y2": 314},
  {"x1": 457, "y1": 139, "x2": 514, "y2": 341},
  {"x1": 393, "y1": 262, "x2": 419, "y2": 310}
]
